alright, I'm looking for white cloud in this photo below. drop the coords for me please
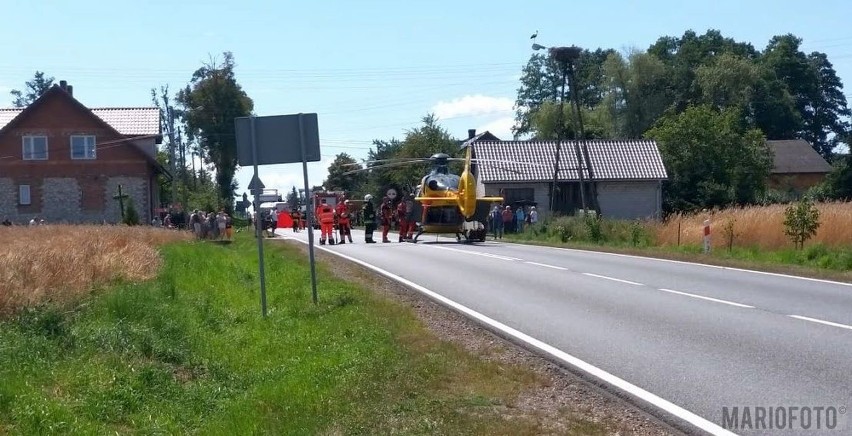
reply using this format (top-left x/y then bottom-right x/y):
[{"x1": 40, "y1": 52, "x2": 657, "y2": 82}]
[
  {"x1": 432, "y1": 94, "x2": 514, "y2": 119},
  {"x1": 477, "y1": 116, "x2": 516, "y2": 140}
]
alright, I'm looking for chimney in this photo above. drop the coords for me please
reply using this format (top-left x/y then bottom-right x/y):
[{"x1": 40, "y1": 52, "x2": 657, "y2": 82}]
[
  {"x1": 468, "y1": 129, "x2": 476, "y2": 139},
  {"x1": 59, "y1": 80, "x2": 67, "y2": 90},
  {"x1": 66, "y1": 85, "x2": 73, "y2": 97}
]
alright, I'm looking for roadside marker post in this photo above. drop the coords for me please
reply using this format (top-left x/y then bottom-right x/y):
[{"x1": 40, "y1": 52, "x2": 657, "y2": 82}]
[{"x1": 703, "y1": 219, "x2": 711, "y2": 254}]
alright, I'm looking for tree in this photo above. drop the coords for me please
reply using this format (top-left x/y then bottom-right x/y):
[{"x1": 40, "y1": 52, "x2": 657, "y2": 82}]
[
  {"x1": 177, "y1": 52, "x2": 254, "y2": 213},
  {"x1": 123, "y1": 197, "x2": 141, "y2": 226},
  {"x1": 761, "y1": 34, "x2": 850, "y2": 157},
  {"x1": 783, "y1": 197, "x2": 820, "y2": 250},
  {"x1": 646, "y1": 105, "x2": 773, "y2": 212},
  {"x1": 647, "y1": 29, "x2": 758, "y2": 111},
  {"x1": 598, "y1": 51, "x2": 671, "y2": 138},
  {"x1": 814, "y1": 154, "x2": 852, "y2": 200},
  {"x1": 804, "y1": 52, "x2": 851, "y2": 156},
  {"x1": 285, "y1": 187, "x2": 300, "y2": 207},
  {"x1": 514, "y1": 48, "x2": 615, "y2": 137},
  {"x1": 695, "y1": 53, "x2": 760, "y2": 110},
  {"x1": 364, "y1": 115, "x2": 460, "y2": 197},
  {"x1": 323, "y1": 153, "x2": 366, "y2": 193},
  {"x1": 10, "y1": 71, "x2": 54, "y2": 107}
]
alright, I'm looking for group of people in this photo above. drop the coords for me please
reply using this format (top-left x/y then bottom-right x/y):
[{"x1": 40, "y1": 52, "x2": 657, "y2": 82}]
[
  {"x1": 187, "y1": 209, "x2": 234, "y2": 241},
  {"x1": 361, "y1": 193, "x2": 416, "y2": 244},
  {"x1": 314, "y1": 198, "x2": 355, "y2": 245},
  {"x1": 488, "y1": 204, "x2": 538, "y2": 239}
]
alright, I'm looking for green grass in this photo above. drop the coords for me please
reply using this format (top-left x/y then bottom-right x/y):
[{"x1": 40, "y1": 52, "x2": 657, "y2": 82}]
[
  {"x1": 505, "y1": 217, "x2": 852, "y2": 279},
  {"x1": 0, "y1": 234, "x2": 605, "y2": 434}
]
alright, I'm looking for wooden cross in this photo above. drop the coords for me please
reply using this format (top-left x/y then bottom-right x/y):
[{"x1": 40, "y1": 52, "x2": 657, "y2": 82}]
[{"x1": 113, "y1": 184, "x2": 129, "y2": 220}]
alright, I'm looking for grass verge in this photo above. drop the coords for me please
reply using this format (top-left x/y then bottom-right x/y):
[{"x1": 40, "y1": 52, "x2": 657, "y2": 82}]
[
  {"x1": 505, "y1": 216, "x2": 852, "y2": 282},
  {"x1": 0, "y1": 231, "x2": 608, "y2": 434}
]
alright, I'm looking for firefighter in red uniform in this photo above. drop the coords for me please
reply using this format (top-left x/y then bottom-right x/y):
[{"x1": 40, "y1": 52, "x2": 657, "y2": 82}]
[
  {"x1": 396, "y1": 198, "x2": 409, "y2": 242},
  {"x1": 317, "y1": 199, "x2": 336, "y2": 245},
  {"x1": 336, "y1": 200, "x2": 354, "y2": 244},
  {"x1": 380, "y1": 196, "x2": 394, "y2": 243}
]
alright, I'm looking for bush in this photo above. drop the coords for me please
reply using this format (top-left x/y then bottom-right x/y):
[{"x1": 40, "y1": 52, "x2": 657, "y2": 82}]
[
  {"x1": 783, "y1": 197, "x2": 821, "y2": 250},
  {"x1": 123, "y1": 198, "x2": 140, "y2": 226}
]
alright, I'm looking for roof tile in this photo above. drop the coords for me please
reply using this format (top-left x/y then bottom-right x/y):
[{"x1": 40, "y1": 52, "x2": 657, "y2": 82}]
[
  {"x1": 472, "y1": 139, "x2": 668, "y2": 182},
  {"x1": 0, "y1": 107, "x2": 160, "y2": 136}
]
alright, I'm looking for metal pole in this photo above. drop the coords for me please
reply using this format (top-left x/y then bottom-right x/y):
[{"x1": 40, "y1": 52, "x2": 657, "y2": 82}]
[
  {"x1": 550, "y1": 65, "x2": 568, "y2": 215},
  {"x1": 250, "y1": 116, "x2": 268, "y2": 317},
  {"x1": 299, "y1": 114, "x2": 319, "y2": 305}
]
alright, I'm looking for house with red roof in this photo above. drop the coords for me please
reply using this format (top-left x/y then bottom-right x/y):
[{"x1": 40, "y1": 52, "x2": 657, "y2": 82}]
[{"x1": 0, "y1": 81, "x2": 167, "y2": 224}]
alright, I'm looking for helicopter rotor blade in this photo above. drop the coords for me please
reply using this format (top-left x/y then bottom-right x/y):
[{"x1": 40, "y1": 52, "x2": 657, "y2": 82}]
[
  {"x1": 340, "y1": 159, "x2": 433, "y2": 175},
  {"x1": 446, "y1": 158, "x2": 550, "y2": 167},
  {"x1": 341, "y1": 157, "x2": 433, "y2": 167}
]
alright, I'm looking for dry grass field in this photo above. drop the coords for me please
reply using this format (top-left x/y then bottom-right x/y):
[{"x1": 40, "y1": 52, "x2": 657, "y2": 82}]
[
  {"x1": 0, "y1": 225, "x2": 191, "y2": 316},
  {"x1": 656, "y1": 202, "x2": 852, "y2": 249}
]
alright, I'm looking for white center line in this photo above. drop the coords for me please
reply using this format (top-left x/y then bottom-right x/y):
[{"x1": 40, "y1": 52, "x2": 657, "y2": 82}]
[
  {"x1": 583, "y1": 273, "x2": 644, "y2": 286},
  {"x1": 525, "y1": 261, "x2": 567, "y2": 270},
  {"x1": 657, "y1": 288, "x2": 754, "y2": 308},
  {"x1": 789, "y1": 315, "x2": 852, "y2": 331},
  {"x1": 429, "y1": 245, "x2": 520, "y2": 261}
]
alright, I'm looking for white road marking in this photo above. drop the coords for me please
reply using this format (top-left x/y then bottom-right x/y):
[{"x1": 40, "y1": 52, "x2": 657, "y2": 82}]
[
  {"x1": 789, "y1": 315, "x2": 852, "y2": 331},
  {"x1": 429, "y1": 245, "x2": 520, "y2": 261},
  {"x1": 548, "y1": 246, "x2": 852, "y2": 287},
  {"x1": 525, "y1": 261, "x2": 567, "y2": 270},
  {"x1": 583, "y1": 273, "x2": 643, "y2": 286},
  {"x1": 281, "y1": 235, "x2": 736, "y2": 436},
  {"x1": 657, "y1": 288, "x2": 754, "y2": 309}
]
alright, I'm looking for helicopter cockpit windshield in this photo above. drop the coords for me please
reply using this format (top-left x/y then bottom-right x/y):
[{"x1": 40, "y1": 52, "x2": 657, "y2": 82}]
[{"x1": 424, "y1": 173, "x2": 459, "y2": 192}]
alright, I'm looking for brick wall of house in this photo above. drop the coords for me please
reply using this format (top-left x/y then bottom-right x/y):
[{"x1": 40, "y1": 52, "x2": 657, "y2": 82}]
[{"x1": 0, "y1": 89, "x2": 156, "y2": 224}]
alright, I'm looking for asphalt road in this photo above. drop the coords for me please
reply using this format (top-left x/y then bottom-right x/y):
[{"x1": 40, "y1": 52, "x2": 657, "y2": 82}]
[{"x1": 276, "y1": 228, "x2": 852, "y2": 435}]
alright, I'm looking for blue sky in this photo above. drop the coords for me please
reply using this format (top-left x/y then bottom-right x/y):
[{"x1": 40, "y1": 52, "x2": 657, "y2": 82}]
[{"x1": 2, "y1": 0, "x2": 850, "y2": 198}]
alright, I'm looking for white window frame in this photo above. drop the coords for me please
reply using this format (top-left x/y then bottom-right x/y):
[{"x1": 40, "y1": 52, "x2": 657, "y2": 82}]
[
  {"x1": 19, "y1": 185, "x2": 31, "y2": 205},
  {"x1": 22, "y1": 136, "x2": 48, "y2": 160},
  {"x1": 70, "y1": 135, "x2": 97, "y2": 160}
]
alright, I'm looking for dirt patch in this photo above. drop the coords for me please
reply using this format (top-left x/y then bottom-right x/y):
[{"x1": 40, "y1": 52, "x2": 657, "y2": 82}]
[{"x1": 285, "y1": 241, "x2": 685, "y2": 435}]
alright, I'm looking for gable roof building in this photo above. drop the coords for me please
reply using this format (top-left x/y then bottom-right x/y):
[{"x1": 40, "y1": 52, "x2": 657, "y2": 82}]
[
  {"x1": 467, "y1": 135, "x2": 668, "y2": 220},
  {"x1": 765, "y1": 139, "x2": 832, "y2": 194},
  {"x1": 0, "y1": 82, "x2": 165, "y2": 224}
]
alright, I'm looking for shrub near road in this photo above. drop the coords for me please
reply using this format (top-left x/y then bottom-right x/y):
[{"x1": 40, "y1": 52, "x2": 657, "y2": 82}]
[{"x1": 0, "y1": 227, "x2": 612, "y2": 434}]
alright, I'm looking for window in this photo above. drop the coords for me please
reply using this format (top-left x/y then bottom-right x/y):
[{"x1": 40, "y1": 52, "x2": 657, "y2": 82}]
[
  {"x1": 71, "y1": 135, "x2": 96, "y2": 159},
  {"x1": 19, "y1": 185, "x2": 31, "y2": 205},
  {"x1": 22, "y1": 136, "x2": 48, "y2": 160}
]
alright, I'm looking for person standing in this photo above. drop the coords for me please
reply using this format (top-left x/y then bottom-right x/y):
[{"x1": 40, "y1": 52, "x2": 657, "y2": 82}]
[
  {"x1": 404, "y1": 193, "x2": 416, "y2": 239},
  {"x1": 290, "y1": 208, "x2": 301, "y2": 233},
  {"x1": 362, "y1": 194, "x2": 377, "y2": 243},
  {"x1": 380, "y1": 196, "x2": 394, "y2": 243},
  {"x1": 336, "y1": 200, "x2": 354, "y2": 244},
  {"x1": 515, "y1": 206, "x2": 525, "y2": 233},
  {"x1": 317, "y1": 199, "x2": 336, "y2": 245},
  {"x1": 529, "y1": 206, "x2": 539, "y2": 225},
  {"x1": 489, "y1": 204, "x2": 503, "y2": 239},
  {"x1": 395, "y1": 198, "x2": 409, "y2": 242},
  {"x1": 501, "y1": 206, "x2": 513, "y2": 235}
]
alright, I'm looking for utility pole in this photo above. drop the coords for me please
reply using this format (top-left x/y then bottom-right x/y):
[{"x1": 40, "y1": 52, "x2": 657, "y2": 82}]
[
  {"x1": 565, "y1": 60, "x2": 599, "y2": 215},
  {"x1": 550, "y1": 62, "x2": 570, "y2": 214}
]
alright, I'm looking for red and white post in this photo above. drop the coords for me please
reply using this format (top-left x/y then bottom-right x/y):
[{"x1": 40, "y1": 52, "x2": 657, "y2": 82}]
[{"x1": 703, "y1": 219, "x2": 711, "y2": 253}]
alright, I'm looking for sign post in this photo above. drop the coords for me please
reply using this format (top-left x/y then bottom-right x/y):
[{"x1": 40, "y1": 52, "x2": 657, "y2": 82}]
[
  {"x1": 298, "y1": 114, "x2": 319, "y2": 304},
  {"x1": 235, "y1": 113, "x2": 321, "y2": 313}
]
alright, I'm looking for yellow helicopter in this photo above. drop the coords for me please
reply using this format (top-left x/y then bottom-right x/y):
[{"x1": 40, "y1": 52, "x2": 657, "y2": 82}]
[{"x1": 347, "y1": 145, "x2": 540, "y2": 243}]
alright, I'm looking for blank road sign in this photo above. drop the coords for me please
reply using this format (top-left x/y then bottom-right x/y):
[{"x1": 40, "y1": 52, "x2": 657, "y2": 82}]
[{"x1": 235, "y1": 113, "x2": 321, "y2": 166}]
